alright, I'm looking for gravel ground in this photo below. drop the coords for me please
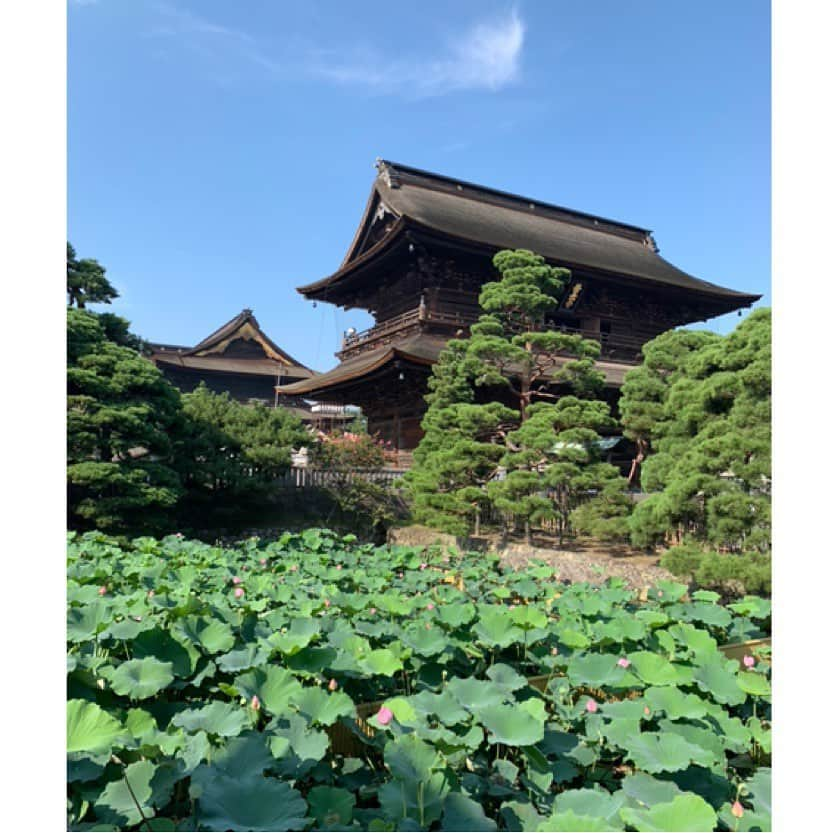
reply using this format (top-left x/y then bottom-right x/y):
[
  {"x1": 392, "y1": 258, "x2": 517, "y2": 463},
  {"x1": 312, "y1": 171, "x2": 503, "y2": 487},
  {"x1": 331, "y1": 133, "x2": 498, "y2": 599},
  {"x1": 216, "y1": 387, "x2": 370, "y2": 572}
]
[
  {"x1": 388, "y1": 526, "x2": 676, "y2": 591},
  {"x1": 497, "y1": 543, "x2": 675, "y2": 592}
]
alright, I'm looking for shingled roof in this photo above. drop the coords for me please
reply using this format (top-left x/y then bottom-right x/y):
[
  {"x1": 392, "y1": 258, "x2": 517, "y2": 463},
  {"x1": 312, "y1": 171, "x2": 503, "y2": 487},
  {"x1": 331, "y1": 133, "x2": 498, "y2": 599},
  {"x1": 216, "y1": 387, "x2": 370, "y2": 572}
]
[
  {"x1": 298, "y1": 160, "x2": 760, "y2": 306},
  {"x1": 276, "y1": 331, "x2": 632, "y2": 397},
  {"x1": 148, "y1": 310, "x2": 315, "y2": 380}
]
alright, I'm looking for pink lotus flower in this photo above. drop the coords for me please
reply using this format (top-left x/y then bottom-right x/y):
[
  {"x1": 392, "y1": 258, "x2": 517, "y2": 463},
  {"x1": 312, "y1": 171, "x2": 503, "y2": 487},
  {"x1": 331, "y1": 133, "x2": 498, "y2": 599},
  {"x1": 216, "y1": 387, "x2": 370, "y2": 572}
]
[
  {"x1": 420, "y1": 563, "x2": 428, "y2": 570},
  {"x1": 376, "y1": 706, "x2": 393, "y2": 726},
  {"x1": 328, "y1": 678, "x2": 338, "y2": 691},
  {"x1": 731, "y1": 801, "x2": 744, "y2": 819},
  {"x1": 98, "y1": 586, "x2": 107, "y2": 596},
  {"x1": 369, "y1": 607, "x2": 377, "y2": 615},
  {"x1": 234, "y1": 587, "x2": 244, "y2": 599},
  {"x1": 232, "y1": 576, "x2": 242, "y2": 585},
  {"x1": 585, "y1": 698, "x2": 598, "y2": 713},
  {"x1": 617, "y1": 657, "x2": 631, "y2": 669},
  {"x1": 743, "y1": 655, "x2": 755, "y2": 668},
  {"x1": 427, "y1": 602, "x2": 435, "y2": 611},
  {"x1": 251, "y1": 695, "x2": 261, "y2": 711}
]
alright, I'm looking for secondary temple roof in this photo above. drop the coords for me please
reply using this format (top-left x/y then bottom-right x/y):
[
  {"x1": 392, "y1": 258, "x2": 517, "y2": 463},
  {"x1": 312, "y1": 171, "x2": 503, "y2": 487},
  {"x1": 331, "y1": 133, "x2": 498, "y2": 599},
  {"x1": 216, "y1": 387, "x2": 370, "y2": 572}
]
[{"x1": 148, "y1": 309, "x2": 315, "y2": 380}]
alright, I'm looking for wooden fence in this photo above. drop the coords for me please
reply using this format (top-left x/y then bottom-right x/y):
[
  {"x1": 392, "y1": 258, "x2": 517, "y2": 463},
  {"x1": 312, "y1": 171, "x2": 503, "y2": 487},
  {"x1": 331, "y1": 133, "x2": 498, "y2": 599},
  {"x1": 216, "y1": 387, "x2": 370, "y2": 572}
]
[{"x1": 273, "y1": 467, "x2": 408, "y2": 490}]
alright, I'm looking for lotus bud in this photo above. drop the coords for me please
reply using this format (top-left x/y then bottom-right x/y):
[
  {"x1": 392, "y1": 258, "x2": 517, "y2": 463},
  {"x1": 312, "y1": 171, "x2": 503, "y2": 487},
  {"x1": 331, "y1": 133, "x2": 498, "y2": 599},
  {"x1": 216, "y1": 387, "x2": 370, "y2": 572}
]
[
  {"x1": 259, "y1": 558, "x2": 267, "y2": 566},
  {"x1": 98, "y1": 586, "x2": 107, "y2": 596},
  {"x1": 427, "y1": 602, "x2": 435, "y2": 611},
  {"x1": 328, "y1": 678, "x2": 338, "y2": 691},
  {"x1": 376, "y1": 706, "x2": 393, "y2": 726},
  {"x1": 232, "y1": 576, "x2": 242, "y2": 585},
  {"x1": 551, "y1": 647, "x2": 559, "y2": 656},
  {"x1": 585, "y1": 698, "x2": 598, "y2": 713},
  {"x1": 369, "y1": 607, "x2": 377, "y2": 615},
  {"x1": 743, "y1": 655, "x2": 755, "y2": 668},
  {"x1": 644, "y1": 706, "x2": 651, "y2": 716},
  {"x1": 234, "y1": 587, "x2": 244, "y2": 598},
  {"x1": 324, "y1": 599, "x2": 330, "y2": 608},
  {"x1": 251, "y1": 695, "x2": 261, "y2": 711},
  {"x1": 731, "y1": 802, "x2": 744, "y2": 819},
  {"x1": 617, "y1": 657, "x2": 631, "y2": 668}
]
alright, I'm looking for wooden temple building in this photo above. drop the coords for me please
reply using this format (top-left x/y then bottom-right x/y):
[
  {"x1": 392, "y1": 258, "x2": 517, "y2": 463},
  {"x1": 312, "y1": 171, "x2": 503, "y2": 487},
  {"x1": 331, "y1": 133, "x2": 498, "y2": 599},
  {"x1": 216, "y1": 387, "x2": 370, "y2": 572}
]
[
  {"x1": 276, "y1": 160, "x2": 761, "y2": 455},
  {"x1": 148, "y1": 309, "x2": 316, "y2": 419}
]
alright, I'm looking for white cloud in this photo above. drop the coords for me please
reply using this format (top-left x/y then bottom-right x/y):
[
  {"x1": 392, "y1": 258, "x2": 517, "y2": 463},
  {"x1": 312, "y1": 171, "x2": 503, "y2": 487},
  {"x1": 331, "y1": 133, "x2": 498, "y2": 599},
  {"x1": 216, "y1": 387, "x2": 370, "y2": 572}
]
[
  {"x1": 312, "y1": 10, "x2": 525, "y2": 97},
  {"x1": 142, "y1": 3, "x2": 524, "y2": 97}
]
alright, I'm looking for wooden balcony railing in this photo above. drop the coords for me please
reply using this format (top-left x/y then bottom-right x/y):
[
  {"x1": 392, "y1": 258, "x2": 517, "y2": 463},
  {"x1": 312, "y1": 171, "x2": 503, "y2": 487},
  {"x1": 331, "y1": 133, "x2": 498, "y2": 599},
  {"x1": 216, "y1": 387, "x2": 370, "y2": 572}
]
[{"x1": 340, "y1": 306, "x2": 644, "y2": 362}]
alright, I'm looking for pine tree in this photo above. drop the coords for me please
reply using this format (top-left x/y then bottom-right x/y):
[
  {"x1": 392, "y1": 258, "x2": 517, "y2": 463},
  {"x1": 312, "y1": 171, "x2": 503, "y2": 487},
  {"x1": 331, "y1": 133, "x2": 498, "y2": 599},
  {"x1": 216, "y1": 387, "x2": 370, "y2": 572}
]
[
  {"x1": 67, "y1": 308, "x2": 184, "y2": 533},
  {"x1": 622, "y1": 310, "x2": 771, "y2": 592},
  {"x1": 619, "y1": 329, "x2": 722, "y2": 486},
  {"x1": 67, "y1": 242, "x2": 119, "y2": 308},
  {"x1": 407, "y1": 249, "x2": 629, "y2": 542}
]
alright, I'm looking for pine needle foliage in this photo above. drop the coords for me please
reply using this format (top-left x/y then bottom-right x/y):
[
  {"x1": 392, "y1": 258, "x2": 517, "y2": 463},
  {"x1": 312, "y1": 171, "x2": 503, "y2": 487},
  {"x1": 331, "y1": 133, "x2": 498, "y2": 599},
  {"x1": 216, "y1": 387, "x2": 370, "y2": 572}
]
[{"x1": 407, "y1": 249, "x2": 629, "y2": 541}]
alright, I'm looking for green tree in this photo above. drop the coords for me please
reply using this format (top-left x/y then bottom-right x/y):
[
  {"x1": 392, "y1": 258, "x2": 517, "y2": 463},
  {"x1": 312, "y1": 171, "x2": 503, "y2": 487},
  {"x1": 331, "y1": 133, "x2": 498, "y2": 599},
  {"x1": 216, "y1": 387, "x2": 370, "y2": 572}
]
[
  {"x1": 67, "y1": 242, "x2": 119, "y2": 308},
  {"x1": 622, "y1": 310, "x2": 771, "y2": 593},
  {"x1": 619, "y1": 329, "x2": 721, "y2": 487},
  {"x1": 67, "y1": 308, "x2": 184, "y2": 533},
  {"x1": 408, "y1": 249, "x2": 629, "y2": 542},
  {"x1": 177, "y1": 384, "x2": 309, "y2": 507}
]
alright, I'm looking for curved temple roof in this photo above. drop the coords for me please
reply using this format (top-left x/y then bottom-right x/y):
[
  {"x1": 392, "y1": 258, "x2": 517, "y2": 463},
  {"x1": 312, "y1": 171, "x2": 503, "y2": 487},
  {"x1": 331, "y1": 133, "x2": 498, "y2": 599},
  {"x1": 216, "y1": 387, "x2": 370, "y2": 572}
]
[
  {"x1": 298, "y1": 160, "x2": 760, "y2": 308},
  {"x1": 148, "y1": 309, "x2": 315, "y2": 380}
]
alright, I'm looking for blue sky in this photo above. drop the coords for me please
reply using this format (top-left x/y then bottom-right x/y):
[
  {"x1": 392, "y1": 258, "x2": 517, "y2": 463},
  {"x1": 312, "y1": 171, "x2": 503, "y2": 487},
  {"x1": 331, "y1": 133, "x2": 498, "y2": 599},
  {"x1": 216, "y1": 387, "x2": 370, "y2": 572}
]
[{"x1": 68, "y1": 0, "x2": 770, "y2": 371}]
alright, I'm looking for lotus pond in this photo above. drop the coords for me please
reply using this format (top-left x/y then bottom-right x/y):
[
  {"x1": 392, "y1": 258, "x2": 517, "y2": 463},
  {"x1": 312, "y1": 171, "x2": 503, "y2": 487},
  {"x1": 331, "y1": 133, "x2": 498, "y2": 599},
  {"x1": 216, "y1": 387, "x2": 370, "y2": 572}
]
[{"x1": 67, "y1": 528, "x2": 771, "y2": 831}]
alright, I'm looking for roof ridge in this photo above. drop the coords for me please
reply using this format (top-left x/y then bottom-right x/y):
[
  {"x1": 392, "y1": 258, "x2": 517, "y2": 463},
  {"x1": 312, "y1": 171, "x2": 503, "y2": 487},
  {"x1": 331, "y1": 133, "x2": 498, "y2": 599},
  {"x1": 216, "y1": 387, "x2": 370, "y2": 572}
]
[{"x1": 377, "y1": 159, "x2": 655, "y2": 247}]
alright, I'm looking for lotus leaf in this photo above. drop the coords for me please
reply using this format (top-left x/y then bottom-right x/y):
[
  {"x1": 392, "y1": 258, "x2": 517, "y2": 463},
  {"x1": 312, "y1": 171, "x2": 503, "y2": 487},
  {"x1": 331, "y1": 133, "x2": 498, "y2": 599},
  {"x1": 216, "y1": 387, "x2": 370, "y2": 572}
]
[
  {"x1": 109, "y1": 657, "x2": 174, "y2": 699},
  {"x1": 443, "y1": 792, "x2": 498, "y2": 831},
  {"x1": 737, "y1": 671, "x2": 771, "y2": 697},
  {"x1": 619, "y1": 793, "x2": 717, "y2": 832},
  {"x1": 618, "y1": 731, "x2": 710, "y2": 773},
  {"x1": 447, "y1": 677, "x2": 505, "y2": 711},
  {"x1": 174, "y1": 617, "x2": 235, "y2": 655},
  {"x1": 693, "y1": 660, "x2": 746, "y2": 705},
  {"x1": 67, "y1": 700, "x2": 128, "y2": 755},
  {"x1": 233, "y1": 666, "x2": 302, "y2": 715},
  {"x1": 171, "y1": 702, "x2": 250, "y2": 737},
  {"x1": 94, "y1": 760, "x2": 159, "y2": 826},
  {"x1": 307, "y1": 785, "x2": 357, "y2": 827},
  {"x1": 190, "y1": 769, "x2": 308, "y2": 831},
  {"x1": 480, "y1": 702, "x2": 545, "y2": 746},
  {"x1": 290, "y1": 687, "x2": 355, "y2": 726}
]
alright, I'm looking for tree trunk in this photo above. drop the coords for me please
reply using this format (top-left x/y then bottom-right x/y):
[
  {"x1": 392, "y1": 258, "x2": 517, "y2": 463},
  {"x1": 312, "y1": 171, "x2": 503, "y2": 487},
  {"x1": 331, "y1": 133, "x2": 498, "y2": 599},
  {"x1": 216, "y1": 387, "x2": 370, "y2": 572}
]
[
  {"x1": 474, "y1": 507, "x2": 481, "y2": 538},
  {"x1": 524, "y1": 518, "x2": 531, "y2": 545},
  {"x1": 627, "y1": 438, "x2": 648, "y2": 488}
]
